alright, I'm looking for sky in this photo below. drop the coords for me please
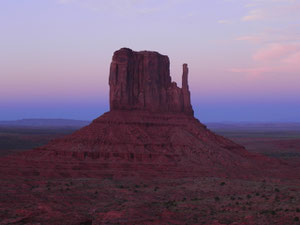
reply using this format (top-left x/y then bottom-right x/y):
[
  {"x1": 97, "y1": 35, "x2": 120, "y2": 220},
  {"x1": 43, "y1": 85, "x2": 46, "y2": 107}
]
[{"x1": 1, "y1": 0, "x2": 300, "y2": 122}]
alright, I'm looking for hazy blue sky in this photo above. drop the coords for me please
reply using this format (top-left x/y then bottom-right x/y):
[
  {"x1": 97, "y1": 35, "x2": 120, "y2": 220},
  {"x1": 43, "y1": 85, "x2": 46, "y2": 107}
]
[{"x1": 1, "y1": 0, "x2": 300, "y2": 122}]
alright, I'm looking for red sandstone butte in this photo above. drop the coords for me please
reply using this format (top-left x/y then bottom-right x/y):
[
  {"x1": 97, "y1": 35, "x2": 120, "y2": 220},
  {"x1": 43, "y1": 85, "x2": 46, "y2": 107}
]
[
  {"x1": 109, "y1": 48, "x2": 193, "y2": 115},
  {"x1": 0, "y1": 48, "x2": 295, "y2": 180}
]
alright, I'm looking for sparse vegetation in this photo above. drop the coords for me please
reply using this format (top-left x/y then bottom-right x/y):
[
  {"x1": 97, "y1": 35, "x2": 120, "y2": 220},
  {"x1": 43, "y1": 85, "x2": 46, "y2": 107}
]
[
  {"x1": 164, "y1": 200, "x2": 177, "y2": 209},
  {"x1": 1, "y1": 125, "x2": 300, "y2": 224}
]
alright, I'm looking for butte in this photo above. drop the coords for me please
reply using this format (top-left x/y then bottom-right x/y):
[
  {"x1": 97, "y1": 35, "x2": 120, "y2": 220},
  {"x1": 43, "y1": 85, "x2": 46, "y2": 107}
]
[{"x1": 0, "y1": 48, "x2": 290, "y2": 179}]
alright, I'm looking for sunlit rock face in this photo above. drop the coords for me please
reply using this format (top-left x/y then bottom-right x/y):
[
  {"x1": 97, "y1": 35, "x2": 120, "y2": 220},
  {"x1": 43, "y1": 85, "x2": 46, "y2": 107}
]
[{"x1": 109, "y1": 48, "x2": 194, "y2": 116}]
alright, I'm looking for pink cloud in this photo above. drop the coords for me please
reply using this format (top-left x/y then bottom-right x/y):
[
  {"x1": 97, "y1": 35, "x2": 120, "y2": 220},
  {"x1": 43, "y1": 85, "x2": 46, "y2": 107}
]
[
  {"x1": 242, "y1": 9, "x2": 265, "y2": 21},
  {"x1": 235, "y1": 29, "x2": 300, "y2": 45},
  {"x1": 253, "y1": 43, "x2": 300, "y2": 61},
  {"x1": 218, "y1": 19, "x2": 230, "y2": 24},
  {"x1": 236, "y1": 35, "x2": 263, "y2": 43},
  {"x1": 231, "y1": 42, "x2": 300, "y2": 77},
  {"x1": 230, "y1": 67, "x2": 272, "y2": 77},
  {"x1": 230, "y1": 63, "x2": 300, "y2": 77},
  {"x1": 282, "y1": 52, "x2": 300, "y2": 65}
]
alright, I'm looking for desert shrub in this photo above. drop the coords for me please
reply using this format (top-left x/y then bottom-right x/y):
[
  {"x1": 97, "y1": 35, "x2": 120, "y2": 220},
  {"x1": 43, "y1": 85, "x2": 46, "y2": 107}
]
[
  {"x1": 260, "y1": 210, "x2": 268, "y2": 214},
  {"x1": 220, "y1": 182, "x2": 226, "y2": 186},
  {"x1": 164, "y1": 200, "x2": 177, "y2": 208},
  {"x1": 79, "y1": 220, "x2": 92, "y2": 225},
  {"x1": 117, "y1": 185, "x2": 124, "y2": 189},
  {"x1": 215, "y1": 196, "x2": 220, "y2": 201},
  {"x1": 294, "y1": 217, "x2": 299, "y2": 222},
  {"x1": 260, "y1": 210, "x2": 275, "y2": 215},
  {"x1": 247, "y1": 194, "x2": 252, "y2": 199},
  {"x1": 193, "y1": 217, "x2": 199, "y2": 222},
  {"x1": 230, "y1": 196, "x2": 235, "y2": 200},
  {"x1": 154, "y1": 187, "x2": 159, "y2": 192},
  {"x1": 274, "y1": 188, "x2": 280, "y2": 192},
  {"x1": 255, "y1": 192, "x2": 260, "y2": 196}
]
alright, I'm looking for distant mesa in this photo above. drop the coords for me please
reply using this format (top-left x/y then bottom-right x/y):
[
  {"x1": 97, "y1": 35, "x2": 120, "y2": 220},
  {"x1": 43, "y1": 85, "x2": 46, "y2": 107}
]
[
  {"x1": 0, "y1": 48, "x2": 291, "y2": 179},
  {"x1": 0, "y1": 119, "x2": 90, "y2": 128},
  {"x1": 109, "y1": 48, "x2": 194, "y2": 115}
]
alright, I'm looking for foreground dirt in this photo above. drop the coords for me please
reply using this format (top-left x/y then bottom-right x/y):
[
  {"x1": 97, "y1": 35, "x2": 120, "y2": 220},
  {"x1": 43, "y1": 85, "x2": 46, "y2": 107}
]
[
  {"x1": 0, "y1": 123, "x2": 299, "y2": 225},
  {"x1": 0, "y1": 177, "x2": 299, "y2": 225}
]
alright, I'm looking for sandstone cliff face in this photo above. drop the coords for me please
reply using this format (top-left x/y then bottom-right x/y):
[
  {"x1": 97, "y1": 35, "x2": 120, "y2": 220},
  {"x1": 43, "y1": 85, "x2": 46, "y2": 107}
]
[{"x1": 109, "y1": 48, "x2": 194, "y2": 115}]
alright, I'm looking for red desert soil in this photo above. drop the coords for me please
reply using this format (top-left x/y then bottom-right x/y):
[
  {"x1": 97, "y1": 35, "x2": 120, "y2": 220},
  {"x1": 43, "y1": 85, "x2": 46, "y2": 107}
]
[{"x1": 0, "y1": 48, "x2": 299, "y2": 225}]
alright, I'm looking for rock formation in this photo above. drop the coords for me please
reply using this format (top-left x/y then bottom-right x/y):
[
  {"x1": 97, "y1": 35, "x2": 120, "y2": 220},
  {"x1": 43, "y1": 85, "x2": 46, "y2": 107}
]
[
  {"x1": 109, "y1": 48, "x2": 194, "y2": 115},
  {"x1": 1, "y1": 48, "x2": 299, "y2": 225},
  {"x1": 0, "y1": 47, "x2": 286, "y2": 179}
]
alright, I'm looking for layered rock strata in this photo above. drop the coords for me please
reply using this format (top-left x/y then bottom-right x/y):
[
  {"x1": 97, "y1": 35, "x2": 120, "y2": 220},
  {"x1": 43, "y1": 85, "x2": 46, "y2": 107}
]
[{"x1": 109, "y1": 48, "x2": 194, "y2": 115}]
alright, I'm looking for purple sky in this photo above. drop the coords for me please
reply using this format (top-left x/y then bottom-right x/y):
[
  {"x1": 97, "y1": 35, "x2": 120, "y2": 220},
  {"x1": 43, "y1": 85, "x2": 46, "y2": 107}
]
[{"x1": 1, "y1": 0, "x2": 300, "y2": 122}]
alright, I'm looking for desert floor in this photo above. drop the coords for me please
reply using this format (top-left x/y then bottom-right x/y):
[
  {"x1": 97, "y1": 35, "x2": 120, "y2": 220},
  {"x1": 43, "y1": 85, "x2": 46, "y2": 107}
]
[{"x1": 0, "y1": 123, "x2": 299, "y2": 225}]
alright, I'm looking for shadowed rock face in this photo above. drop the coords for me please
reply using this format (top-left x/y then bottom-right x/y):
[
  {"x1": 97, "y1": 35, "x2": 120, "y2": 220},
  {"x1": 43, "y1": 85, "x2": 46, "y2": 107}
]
[{"x1": 109, "y1": 48, "x2": 194, "y2": 115}]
